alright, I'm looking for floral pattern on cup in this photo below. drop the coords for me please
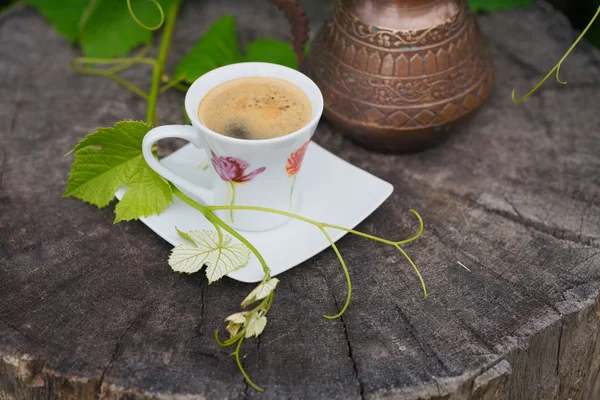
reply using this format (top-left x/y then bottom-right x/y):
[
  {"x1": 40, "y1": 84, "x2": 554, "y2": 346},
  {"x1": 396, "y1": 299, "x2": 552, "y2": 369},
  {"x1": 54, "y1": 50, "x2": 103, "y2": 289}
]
[
  {"x1": 286, "y1": 139, "x2": 311, "y2": 211},
  {"x1": 211, "y1": 150, "x2": 266, "y2": 222}
]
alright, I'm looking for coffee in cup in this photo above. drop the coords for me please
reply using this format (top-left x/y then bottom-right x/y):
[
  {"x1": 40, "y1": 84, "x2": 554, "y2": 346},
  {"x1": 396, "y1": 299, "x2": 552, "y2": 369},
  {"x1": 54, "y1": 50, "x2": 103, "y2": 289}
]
[{"x1": 197, "y1": 77, "x2": 312, "y2": 140}]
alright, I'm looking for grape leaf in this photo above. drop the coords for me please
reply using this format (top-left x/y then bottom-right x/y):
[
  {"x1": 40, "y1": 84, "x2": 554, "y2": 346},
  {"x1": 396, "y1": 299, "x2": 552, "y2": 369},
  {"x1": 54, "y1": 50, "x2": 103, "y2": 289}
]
[
  {"x1": 241, "y1": 278, "x2": 279, "y2": 307},
  {"x1": 225, "y1": 311, "x2": 249, "y2": 338},
  {"x1": 245, "y1": 314, "x2": 267, "y2": 338},
  {"x1": 468, "y1": 0, "x2": 531, "y2": 12},
  {"x1": 80, "y1": 0, "x2": 172, "y2": 57},
  {"x1": 114, "y1": 163, "x2": 173, "y2": 223},
  {"x1": 169, "y1": 229, "x2": 251, "y2": 283},
  {"x1": 174, "y1": 15, "x2": 243, "y2": 84},
  {"x1": 64, "y1": 120, "x2": 173, "y2": 222},
  {"x1": 26, "y1": 0, "x2": 89, "y2": 43},
  {"x1": 225, "y1": 312, "x2": 248, "y2": 324},
  {"x1": 245, "y1": 39, "x2": 298, "y2": 69}
]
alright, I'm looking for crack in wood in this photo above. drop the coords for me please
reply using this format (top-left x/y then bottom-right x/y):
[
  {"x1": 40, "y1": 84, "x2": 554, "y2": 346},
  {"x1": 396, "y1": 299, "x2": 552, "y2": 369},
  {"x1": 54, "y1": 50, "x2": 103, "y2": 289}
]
[
  {"x1": 407, "y1": 170, "x2": 600, "y2": 256},
  {"x1": 567, "y1": 251, "x2": 600, "y2": 275},
  {"x1": 0, "y1": 318, "x2": 49, "y2": 352},
  {"x1": 305, "y1": 263, "x2": 365, "y2": 398},
  {"x1": 394, "y1": 303, "x2": 449, "y2": 375},
  {"x1": 331, "y1": 292, "x2": 365, "y2": 400},
  {"x1": 424, "y1": 176, "x2": 600, "y2": 251},
  {"x1": 471, "y1": 185, "x2": 600, "y2": 250},
  {"x1": 256, "y1": 334, "x2": 261, "y2": 364},
  {"x1": 241, "y1": 351, "x2": 250, "y2": 399},
  {"x1": 0, "y1": 149, "x2": 6, "y2": 192},
  {"x1": 241, "y1": 336, "x2": 261, "y2": 398},
  {"x1": 97, "y1": 310, "x2": 149, "y2": 395},
  {"x1": 486, "y1": 204, "x2": 600, "y2": 249}
]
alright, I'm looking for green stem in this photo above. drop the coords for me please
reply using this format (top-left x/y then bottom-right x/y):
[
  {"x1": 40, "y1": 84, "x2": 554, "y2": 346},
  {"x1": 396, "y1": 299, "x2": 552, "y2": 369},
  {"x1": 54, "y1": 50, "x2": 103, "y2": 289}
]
[
  {"x1": 230, "y1": 182, "x2": 236, "y2": 223},
  {"x1": 512, "y1": 6, "x2": 600, "y2": 103},
  {"x1": 127, "y1": 0, "x2": 165, "y2": 31},
  {"x1": 174, "y1": 82, "x2": 190, "y2": 92},
  {"x1": 395, "y1": 244, "x2": 428, "y2": 300},
  {"x1": 234, "y1": 337, "x2": 264, "y2": 392},
  {"x1": 70, "y1": 44, "x2": 154, "y2": 99},
  {"x1": 248, "y1": 294, "x2": 271, "y2": 314},
  {"x1": 71, "y1": 56, "x2": 157, "y2": 67},
  {"x1": 146, "y1": 0, "x2": 181, "y2": 125},
  {"x1": 107, "y1": 43, "x2": 153, "y2": 73},
  {"x1": 214, "y1": 329, "x2": 244, "y2": 347},
  {"x1": 206, "y1": 205, "x2": 427, "y2": 299},
  {"x1": 264, "y1": 292, "x2": 274, "y2": 313},
  {"x1": 207, "y1": 211, "x2": 270, "y2": 279},
  {"x1": 207, "y1": 205, "x2": 423, "y2": 246},
  {"x1": 212, "y1": 215, "x2": 223, "y2": 247},
  {"x1": 162, "y1": 75, "x2": 189, "y2": 92},
  {"x1": 70, "y1": 60, "x2": 149, "y2": 99},
  {"x1": 160, "y1": 73, "x2": 187, "y2": 93},
  {"x1": 171, "y1": 186, "x2": 271, "y2": 279},
  {"x1": 319, "y1": 226, "x2": 351, "y2": 319}
]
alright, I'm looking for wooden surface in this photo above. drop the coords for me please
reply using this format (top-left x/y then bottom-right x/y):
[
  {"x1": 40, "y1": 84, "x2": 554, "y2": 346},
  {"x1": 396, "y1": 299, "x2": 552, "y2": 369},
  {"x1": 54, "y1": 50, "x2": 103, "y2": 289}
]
[{"x1": 1, "y1": 1, "x2": 600, "y2": 399}]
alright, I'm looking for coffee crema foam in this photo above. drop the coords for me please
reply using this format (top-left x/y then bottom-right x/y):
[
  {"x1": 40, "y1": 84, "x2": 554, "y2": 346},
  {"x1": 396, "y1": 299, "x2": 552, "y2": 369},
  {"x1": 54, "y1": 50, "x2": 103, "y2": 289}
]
[{"x1": 198, "y1": 77, "x2": 312, "y2": 140}]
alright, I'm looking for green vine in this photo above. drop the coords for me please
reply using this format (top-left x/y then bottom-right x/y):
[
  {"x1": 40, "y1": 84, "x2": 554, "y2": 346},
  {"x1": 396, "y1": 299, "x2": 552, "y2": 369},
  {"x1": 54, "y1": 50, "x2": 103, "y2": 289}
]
[
  {"x1": 126, "y1": 0, "x2": 165, "y2": 31},
  {"x1": 512, "y1": 6, "x2": 600, "y2": 103}
]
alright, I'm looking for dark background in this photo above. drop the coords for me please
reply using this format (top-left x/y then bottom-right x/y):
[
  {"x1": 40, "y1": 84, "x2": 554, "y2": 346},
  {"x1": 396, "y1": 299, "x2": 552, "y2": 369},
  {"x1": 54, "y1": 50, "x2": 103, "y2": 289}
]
[{"x1": 546, "y1": 0, "x2": 600, "y2": 48}]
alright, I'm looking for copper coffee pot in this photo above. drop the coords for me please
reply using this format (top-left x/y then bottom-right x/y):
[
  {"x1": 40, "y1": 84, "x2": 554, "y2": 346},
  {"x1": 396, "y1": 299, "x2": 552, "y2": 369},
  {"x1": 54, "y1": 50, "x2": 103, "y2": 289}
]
[{"x1": 304, "y1": 0, "x2": 494, "y2": 152}]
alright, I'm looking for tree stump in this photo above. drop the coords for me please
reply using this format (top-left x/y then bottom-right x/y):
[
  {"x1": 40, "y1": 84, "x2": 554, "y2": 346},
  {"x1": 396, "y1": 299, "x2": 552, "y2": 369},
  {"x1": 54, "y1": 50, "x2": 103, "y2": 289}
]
[{"x1": 1, "y1": 1, "x2": 599, "y2": 399}]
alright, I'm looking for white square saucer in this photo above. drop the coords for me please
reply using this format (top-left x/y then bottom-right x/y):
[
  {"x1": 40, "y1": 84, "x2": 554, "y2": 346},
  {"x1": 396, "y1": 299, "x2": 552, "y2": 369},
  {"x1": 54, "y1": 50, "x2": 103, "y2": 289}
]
[{"x1": 116, "y1": 143, "x2": 393, "y2": 283}]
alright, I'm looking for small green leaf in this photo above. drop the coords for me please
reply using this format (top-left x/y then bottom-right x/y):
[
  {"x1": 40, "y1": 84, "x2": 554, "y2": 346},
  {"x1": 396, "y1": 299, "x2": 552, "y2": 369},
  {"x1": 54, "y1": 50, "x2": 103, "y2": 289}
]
[
  {"x1": 80, "y1": 0, "x2": 172, "y2": 57},
  {"x1": 224, "y1": 312, "x2": 248, "y2": 338},
  {"x1": 226, "y1": 322, "x2": 243, "y2": 338},
  {"x1": 245, "y1": 39, "x2": 298, "y2": 69},
  {"x1": 168, "y1": 230, "x2": 251, "y2": 282},
  {"x1": 64, "y1": 120, "x2": 173, "y2": 221},
  {"x1": 174, "y1": 15, "x2": 243, "y2": 84},
  {"x1": 241, "y1": 278, "x2": 279, "y2": 308},
  {"x1": 225, "y1": 312, "x2": 248, "y2": 324},
  {"x1": 468, "y1": 0, "x2": 531, "y2": 12},
  {"x1": 245, "y1": 314, "x2": 267, "y2": 338},
  {"x1": 27, "y1": 0, "x2": 89, "y2": 43},
  {"x1": 176, "y1": 228, "x2": 195, "y2": 244}
]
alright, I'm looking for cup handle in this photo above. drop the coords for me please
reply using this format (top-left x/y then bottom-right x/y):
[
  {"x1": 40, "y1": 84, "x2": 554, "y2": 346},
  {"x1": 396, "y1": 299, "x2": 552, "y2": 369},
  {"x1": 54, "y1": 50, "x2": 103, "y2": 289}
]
[{"x1": 142, "y1": 125, "x2": 215, "y2": 205}]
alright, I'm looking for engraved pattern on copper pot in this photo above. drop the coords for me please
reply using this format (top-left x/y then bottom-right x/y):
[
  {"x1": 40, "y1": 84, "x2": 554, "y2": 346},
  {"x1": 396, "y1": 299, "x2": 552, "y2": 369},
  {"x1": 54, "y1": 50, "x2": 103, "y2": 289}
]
[{"x1": 306, "y1": 0, "x2": 494, "y2": 151}]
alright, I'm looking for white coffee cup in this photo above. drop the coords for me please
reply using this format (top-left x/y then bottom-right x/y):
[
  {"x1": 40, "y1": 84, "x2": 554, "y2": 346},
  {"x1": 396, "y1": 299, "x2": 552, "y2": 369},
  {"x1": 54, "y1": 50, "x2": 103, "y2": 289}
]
[{"x1": 142, "y1": 62, "x2": 324, "y2": 232}]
